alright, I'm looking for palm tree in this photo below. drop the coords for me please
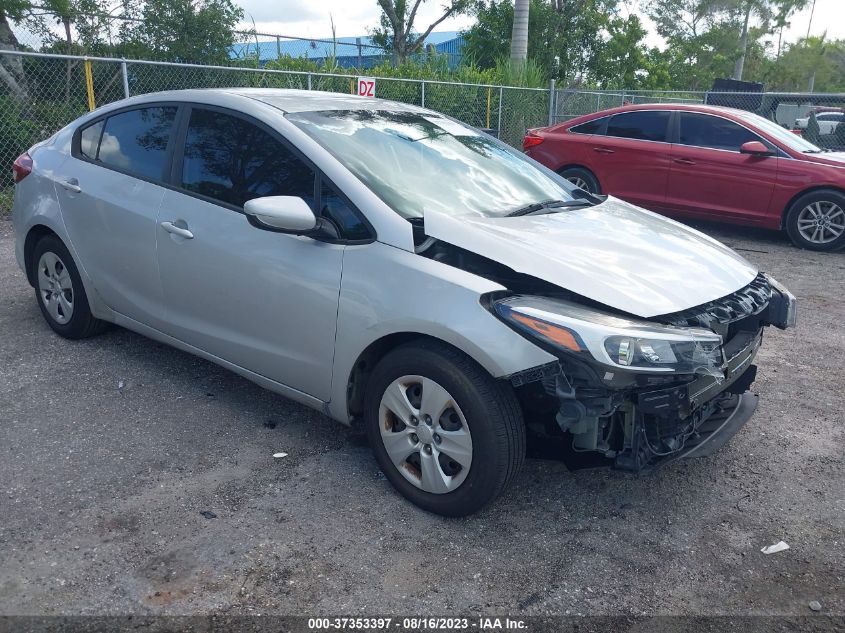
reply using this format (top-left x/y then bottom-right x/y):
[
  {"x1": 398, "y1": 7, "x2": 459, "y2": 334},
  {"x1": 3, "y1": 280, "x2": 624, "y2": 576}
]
[{"x1": 511, "y1": 0, "x2": 529, "y2": 66}]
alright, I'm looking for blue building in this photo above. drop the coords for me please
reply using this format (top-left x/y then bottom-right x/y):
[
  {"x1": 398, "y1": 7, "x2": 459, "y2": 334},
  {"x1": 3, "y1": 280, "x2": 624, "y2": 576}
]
[{"x1": 229, "y1": 31, "x2": 465, "y2": 69}]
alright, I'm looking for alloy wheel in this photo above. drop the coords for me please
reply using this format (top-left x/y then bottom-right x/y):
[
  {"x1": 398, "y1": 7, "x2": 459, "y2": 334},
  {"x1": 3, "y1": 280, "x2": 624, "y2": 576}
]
[
  {"x1": 378, "y1": 375, "x2": 473, "y2": 494},
  {"x1": 37, "y1": 251, "x2": 74, "y2": 324},
  {"x1": 796, "y1": 201, "x2": 845, "y2": 245},
  {"x1": 567, "y1": 176, "x2": 590, "y2": 191}
]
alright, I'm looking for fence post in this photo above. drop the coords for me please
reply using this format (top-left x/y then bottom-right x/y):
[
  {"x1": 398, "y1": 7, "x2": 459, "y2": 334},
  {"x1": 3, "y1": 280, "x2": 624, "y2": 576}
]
[
  {"x1": 421, "y1": 81, "x2": 425, "y2": 108},
  {"x1": 307, "y1": 73, "x2": 312, "y2": 90},
  {"x1": 120, "y1": 60, "x2": 129, "y2": 99},
  {"x1": 356, "y1": 37, "x2": 363, "y2": 69},
  {"x1": 83, "y1": 58, "x2": 96, "y2": 111},
  {"x1": 548, "y1": 78, "x2": 556, "y2": 126},
  {"x1": 497, "y1": 86, "x2": 504, "y2": 139}
]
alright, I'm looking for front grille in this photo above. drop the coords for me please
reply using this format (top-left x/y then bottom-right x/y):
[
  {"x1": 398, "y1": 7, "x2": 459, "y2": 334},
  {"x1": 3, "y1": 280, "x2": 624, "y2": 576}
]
[{"x1": 658, "y1": 273, "x2": 772, "y2": 337}]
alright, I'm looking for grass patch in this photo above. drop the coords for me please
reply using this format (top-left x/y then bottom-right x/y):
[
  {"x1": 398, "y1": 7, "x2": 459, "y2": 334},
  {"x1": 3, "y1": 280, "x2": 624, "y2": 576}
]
[{"x1": 0, "y1": 187, "x2": 14, "y2": 216}]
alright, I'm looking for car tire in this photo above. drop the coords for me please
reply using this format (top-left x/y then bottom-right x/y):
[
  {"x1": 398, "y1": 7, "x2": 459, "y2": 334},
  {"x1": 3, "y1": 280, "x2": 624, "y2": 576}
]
[
  {"x1": 559, "y1": 167, "x2": 601, "y2": 194},
  {"x1": 785, "y1": 189, "x2": 845, "y2": 252},
  {"x1": 364, "y1": 340, "x2": 525, "y2": 517},
  {"x1": 31, "y1": 235, "x2": 108, "y2": 339}
]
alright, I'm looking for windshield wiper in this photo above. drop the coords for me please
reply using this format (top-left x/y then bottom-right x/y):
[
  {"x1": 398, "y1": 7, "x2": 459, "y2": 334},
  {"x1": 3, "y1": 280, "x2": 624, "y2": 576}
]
[{"x1": 505, "y1": 198, "x2": 593, "y2": 217}]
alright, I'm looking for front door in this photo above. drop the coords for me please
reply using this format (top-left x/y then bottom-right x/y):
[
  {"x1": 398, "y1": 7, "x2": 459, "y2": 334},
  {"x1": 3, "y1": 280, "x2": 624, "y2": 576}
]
[
  {"x1": 155, "y1": 106, "x2": 344, "y2": 400},
  {"x1": 665, "y1": 112, "x2": 777, "y2": 224}
]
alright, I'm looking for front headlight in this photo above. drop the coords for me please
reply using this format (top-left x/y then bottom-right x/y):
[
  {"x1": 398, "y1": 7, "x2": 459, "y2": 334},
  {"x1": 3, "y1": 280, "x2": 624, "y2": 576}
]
[{"x1": 492, "y1": 295, "x2": 724, "y2": 376}]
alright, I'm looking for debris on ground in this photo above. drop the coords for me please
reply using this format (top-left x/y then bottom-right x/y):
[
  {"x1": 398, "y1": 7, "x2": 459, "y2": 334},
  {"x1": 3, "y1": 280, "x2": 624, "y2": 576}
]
[
  {"x1": 760, "y1": 541, "x2": 790, "y2": 554},
  {"x1": 263, "y1": 419, "x2": 277, "y2": 429},
  {"x1": 273, "y1": 452, "x2": 288, "y2": 458},
  {"x1": 809, "y1": 601, "x2": 822, "y2": 612},
  {"x1": 199, "y1": 510, "x2": 217, "y2": 519}
]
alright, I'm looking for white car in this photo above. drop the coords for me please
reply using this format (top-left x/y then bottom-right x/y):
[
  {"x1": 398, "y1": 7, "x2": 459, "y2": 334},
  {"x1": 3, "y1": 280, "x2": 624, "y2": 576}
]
[{"x1": 794, "y1": 111, "x2": 845, "y2": 135}]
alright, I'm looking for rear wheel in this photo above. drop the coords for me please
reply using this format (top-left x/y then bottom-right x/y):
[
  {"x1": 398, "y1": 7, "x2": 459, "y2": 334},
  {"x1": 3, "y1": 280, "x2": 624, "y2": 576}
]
[
  {"x1": 559, "y1": 167, "x2": 601, "y2": 194},
  {"x1": 31, "y1": 235, "x2": 107, "y2": 339},
  {"x1": 364, "y1": 340, "x2": 524, "y2": 517},
  {"x1": 785, "y1": 189, "x2": 845, "y2": 251}
]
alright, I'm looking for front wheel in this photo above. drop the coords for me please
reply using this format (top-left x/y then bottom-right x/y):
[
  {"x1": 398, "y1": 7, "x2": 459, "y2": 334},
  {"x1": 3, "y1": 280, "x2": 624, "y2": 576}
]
[
  {"x1": 364, "y1": 341, "x2": 525, "y2": 517},
  {"x1": 784, "y1": 189, "x2": 845, "y2": 251}
]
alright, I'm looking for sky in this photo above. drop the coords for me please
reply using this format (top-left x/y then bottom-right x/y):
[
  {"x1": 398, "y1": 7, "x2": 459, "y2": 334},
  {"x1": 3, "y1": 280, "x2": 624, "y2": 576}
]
[{"x1": 239, "y1": 0, "x2": 845, "y2": 47}]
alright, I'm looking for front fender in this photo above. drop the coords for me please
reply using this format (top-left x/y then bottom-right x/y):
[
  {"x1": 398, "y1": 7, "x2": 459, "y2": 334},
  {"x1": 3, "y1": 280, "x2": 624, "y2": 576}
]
[{"x1": 327, "y1": 241, "x2": 556, "y2": 423}]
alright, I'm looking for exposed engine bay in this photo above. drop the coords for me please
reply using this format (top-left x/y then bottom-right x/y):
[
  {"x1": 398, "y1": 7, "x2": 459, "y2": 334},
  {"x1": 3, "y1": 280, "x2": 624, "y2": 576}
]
[{"x1": 412, "y1": 220, "x2": 796, "y2": 471}]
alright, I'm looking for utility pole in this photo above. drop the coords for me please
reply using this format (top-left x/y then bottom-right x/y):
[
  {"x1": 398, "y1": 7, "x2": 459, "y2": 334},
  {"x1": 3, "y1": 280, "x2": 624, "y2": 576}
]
[{"x1": 806, "y1": 0, "x2": 816, "y2": 39}]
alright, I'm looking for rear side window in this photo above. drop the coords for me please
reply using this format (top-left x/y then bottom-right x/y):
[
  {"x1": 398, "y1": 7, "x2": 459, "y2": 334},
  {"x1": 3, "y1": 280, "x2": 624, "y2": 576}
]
[
  {"x1": 97, "y1": 107, "x2": 177, "y2": 180},
  {"x1": 678, "y1": 113, "x2": 762, "y2": 151},
  {"x1": 569, "y1": 117, "x2": 607, "y2": 135},
  {"x1": 606, "y1": 111, "x2": 671, "y2": 142},
  {"x1": 79, "y1": 120, "x2": 103, "y2": 159},
  {"x1": 180, "y1": 108, "x2": 315, "y2": 209}
]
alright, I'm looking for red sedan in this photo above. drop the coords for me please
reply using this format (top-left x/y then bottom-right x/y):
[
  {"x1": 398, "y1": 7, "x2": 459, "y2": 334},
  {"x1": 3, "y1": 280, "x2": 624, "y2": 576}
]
[{"x1": 524, "y1": 104, "x2": 845, "y2": 251}]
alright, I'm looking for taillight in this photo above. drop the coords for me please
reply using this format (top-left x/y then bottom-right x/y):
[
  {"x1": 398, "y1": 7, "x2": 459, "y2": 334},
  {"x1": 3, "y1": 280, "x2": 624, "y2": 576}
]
[
  {"x1": 12, "y1": 152, "x2": 33, "y2": 183},
  {"x1": 522, "y1": 132, "x2": 545, "y2": 151}
]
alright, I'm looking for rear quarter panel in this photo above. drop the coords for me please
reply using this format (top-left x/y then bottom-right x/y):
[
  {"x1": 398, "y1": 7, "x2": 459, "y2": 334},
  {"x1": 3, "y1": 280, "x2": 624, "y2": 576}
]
[
  {"x1": 527, "y1": 128, "x2": 594, "y2": 174},
  {"x1": 11, "y1": 132, "x2": 111, "y2": 318}
]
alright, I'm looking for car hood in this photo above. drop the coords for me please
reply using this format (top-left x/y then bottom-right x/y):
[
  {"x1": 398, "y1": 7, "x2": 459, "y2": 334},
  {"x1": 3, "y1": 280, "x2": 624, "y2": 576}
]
[{"x1": 423, "y1": 197, "x2": 758, "y2": 318}]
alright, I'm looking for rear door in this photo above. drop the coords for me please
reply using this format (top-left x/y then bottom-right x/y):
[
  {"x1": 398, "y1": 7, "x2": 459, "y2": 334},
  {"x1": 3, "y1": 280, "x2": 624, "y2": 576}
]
[
  {"x1": 588, "y1": 110, "x2": 672, "y2": 208},
  {"x1": 56, "y1": 105, "x2": 178, "y2": 329},
  {"x1": 666, "y1": 112, "x2": 777, "y2": 224},
  {"x1": 154, "y1": 106, "x2": 347, "y2": 400}
]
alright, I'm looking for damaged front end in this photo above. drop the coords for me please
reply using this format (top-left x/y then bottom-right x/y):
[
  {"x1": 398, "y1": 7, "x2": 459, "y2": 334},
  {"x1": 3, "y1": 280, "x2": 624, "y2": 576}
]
[{"x1": 491, "y1": 273, "x2": 797, "y2": 471}]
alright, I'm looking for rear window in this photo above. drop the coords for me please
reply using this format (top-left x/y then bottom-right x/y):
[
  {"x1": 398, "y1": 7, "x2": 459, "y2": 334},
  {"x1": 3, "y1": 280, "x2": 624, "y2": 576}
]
[
  {"x1": 606, "y1": 111, "x2": 671, "y2": 142},
  {"x1": 569, "y1": 117, "x2": 607, "y2": 135},
  {"x1": 96, "y1": 106, "x2": 178, "y2": 180}
]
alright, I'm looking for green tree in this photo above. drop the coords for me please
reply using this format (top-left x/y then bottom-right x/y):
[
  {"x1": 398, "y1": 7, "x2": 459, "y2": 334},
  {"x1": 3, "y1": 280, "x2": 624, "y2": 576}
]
[
  {"x1": 372, "y1": 0, "x2": 471, "y2": 63},
  {"x1": 763, "y1": 36, "x2": 845, "y2": 92},
  {"x1": 125, "y1": 0, "x2": 243, "y2": 64},
  {"x1": 1, "y1": 0, "x2": 32, "y2": 98},
  {"x1": 463, "y1": 0, "x2": 643, "y2": 86}
]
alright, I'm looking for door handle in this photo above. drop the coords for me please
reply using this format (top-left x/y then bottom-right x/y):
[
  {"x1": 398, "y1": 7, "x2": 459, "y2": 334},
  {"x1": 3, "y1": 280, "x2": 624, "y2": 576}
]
[
  {"x1": 673, "y1": 157, "x2": 696, "y2": 165},
  {"x1": 160, "y1": 221, "x2": 194, "y2": 239},
  {"x1": 593, "y1": 147, "x2": 615, "y2": 154},
  {"x1": 60, "y1": 178, "x2": 81, "y2": 193}
]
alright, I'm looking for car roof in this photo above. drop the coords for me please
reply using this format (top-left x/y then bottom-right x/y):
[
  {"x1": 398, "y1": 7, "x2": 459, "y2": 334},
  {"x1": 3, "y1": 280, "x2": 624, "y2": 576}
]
[
  {"x1": 566, "y1": 103, "x2": 749, "y2": 124},
  {"x1": 111, "y1": 87, "x2": 427, "y2": 114}
]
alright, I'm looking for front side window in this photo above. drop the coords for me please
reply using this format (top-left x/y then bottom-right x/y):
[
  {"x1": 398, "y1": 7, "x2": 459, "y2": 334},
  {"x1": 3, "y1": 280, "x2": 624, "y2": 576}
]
[
  {"x1": 97, "y1": 107, "x2": 177, "y2": 180},
  {"x1": 679, "y1": 113, "x2": 762, "y2": 151},
  {"x1": 287, "y1": 110, "x2": 575, "y2": 219},
  {"x1": 181, "y1": 108, "x2": 315, "y2": 209},
  {"x1": 319, "y1": 178, "x2": 369, "y2": 240},
  {"x1": 606, "y1": 111, "x2": 671, "y2": 142}
]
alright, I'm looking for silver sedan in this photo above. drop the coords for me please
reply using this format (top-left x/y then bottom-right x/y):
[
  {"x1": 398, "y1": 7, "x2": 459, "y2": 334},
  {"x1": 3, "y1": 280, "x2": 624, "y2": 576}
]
[{"x1": 12, "y1": 89, "x2": 795, "y2": 515}]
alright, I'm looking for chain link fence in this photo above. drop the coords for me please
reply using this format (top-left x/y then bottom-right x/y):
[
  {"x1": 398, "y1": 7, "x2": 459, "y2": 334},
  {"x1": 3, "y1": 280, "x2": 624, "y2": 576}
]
[{"x1": 3, "y1": 49, "x2": 845, "y2": 212}]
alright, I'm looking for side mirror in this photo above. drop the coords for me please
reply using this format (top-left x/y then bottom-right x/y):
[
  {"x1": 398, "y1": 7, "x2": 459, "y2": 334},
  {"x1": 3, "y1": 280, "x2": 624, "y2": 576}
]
[
  {"x1": 740, "y1": 140, "x2": 773, "y2": 156},
  {"x1": 243, "y1": 196, "x2": 317, "y2": 233}
]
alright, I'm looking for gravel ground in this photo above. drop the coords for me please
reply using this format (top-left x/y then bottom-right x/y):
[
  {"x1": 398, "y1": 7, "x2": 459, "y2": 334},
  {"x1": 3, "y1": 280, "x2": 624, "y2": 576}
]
[{"x1": 0, "y1": 217, "x2": 843, "y2": 619}]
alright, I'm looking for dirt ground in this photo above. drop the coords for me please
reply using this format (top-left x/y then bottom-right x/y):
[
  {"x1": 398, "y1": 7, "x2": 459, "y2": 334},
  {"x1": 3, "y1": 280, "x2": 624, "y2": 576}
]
[{"x1": 0, "y1": 217, "x2": 843, "y2": 620}]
